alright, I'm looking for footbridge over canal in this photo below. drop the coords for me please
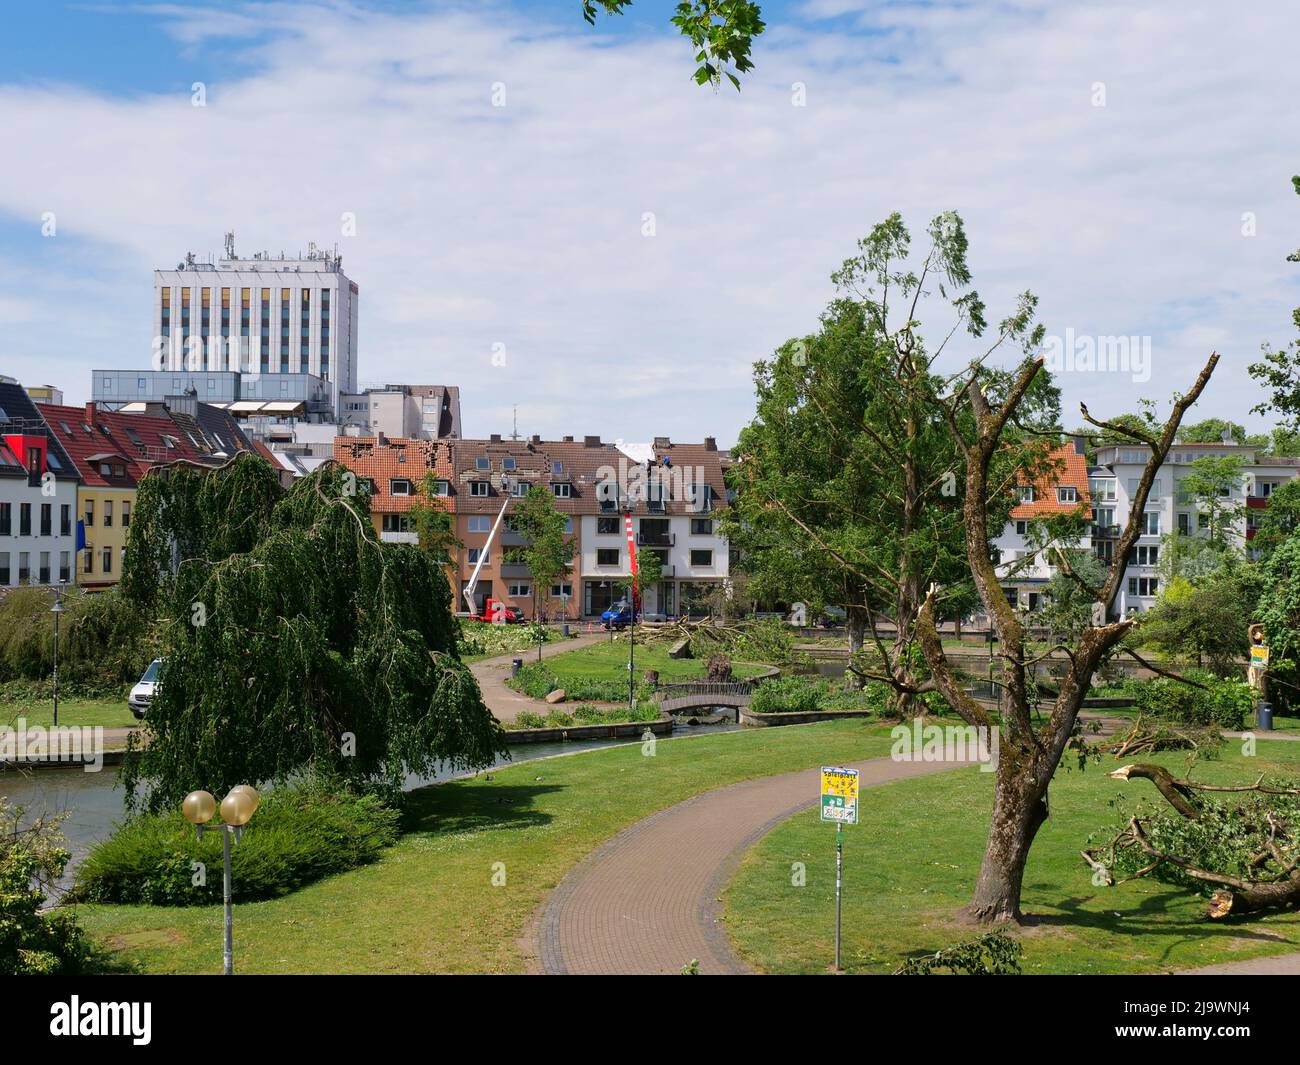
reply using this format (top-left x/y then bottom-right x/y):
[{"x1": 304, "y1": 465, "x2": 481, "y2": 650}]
[{"x1": 654, "y1": 678, "x2": 762, "y2": 714}]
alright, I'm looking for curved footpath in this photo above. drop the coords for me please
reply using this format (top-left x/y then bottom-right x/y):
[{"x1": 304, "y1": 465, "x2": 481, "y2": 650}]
[
  {"x1": 469, "y1": 632, "x2": 610, "y2": 723},
  {"x1": 529, "y1": 745, "x2": 1300, "y2": 976},
  {"x1": 530, "y1": 755, "x2": 969, "y2": 975}
]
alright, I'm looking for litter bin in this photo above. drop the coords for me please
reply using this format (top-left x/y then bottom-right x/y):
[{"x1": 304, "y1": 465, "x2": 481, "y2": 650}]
[
  {"x1": 1257, "y1": 702, "x2": 1274, "y2": 731},
  {"x1": 511, "y1": 658, "x2": 523, "y2": 678},
  {"x1": 561, "y1": 623, "x2": 570, "y2": 638}
]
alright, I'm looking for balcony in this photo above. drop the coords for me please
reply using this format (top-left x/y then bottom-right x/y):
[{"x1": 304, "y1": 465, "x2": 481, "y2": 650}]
[
  {"x1": 1091, "y1": 524, "x2": 1120, "y2": 539},
  {"x1": 500, "y1": 561, "x2": 531, "y2": 578}
]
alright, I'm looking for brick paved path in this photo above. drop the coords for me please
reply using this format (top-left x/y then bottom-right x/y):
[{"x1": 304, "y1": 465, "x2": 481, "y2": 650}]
[
  {"x1": 470, "y1": 632, "x2": 609, "y2": 723},
  {"x1": 533, "y1": 755, "x2": 968, "y2": 975}
]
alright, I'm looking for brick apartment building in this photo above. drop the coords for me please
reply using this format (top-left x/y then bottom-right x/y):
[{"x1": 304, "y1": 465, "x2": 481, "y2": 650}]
[
  {"x1": 333, "y1": 431, "x2": 731, "y2": 620},
  {"x1": 331, "y1": 434, "x2": 456, "y2": 581}
]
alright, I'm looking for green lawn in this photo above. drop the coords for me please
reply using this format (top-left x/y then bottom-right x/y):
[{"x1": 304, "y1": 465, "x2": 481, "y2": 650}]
[
  {"x1": 75, "y1": 719, "x2": 896, "y2": 974},
  {"x1": 0, "y1": 695, "x2": 135, "y2": 729},
  {"x1": 539, "y1": 638, "x2": 771, "y2": 683},
  {"x1": 724, "y1": 739, "x2": 1300, "y2": 975}
]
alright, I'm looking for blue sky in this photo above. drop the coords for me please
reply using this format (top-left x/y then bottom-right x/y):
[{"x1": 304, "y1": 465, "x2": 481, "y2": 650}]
[{"x1": 1, "y1": 1, "x2": 1297, "y2": 442}]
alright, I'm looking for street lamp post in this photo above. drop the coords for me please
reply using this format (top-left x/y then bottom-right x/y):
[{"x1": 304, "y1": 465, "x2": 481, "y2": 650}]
[
  {"x1": 182, "y1": 785, "x2": 260, "y2": 975},
  {"x1": 50, "y1": 582, "x2": 65, "y2": 728}
]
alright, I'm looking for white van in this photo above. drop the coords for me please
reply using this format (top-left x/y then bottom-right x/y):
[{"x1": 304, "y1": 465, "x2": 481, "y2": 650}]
[{"x1": 128, "y1": 659, "x2": 164, "y2": 720}]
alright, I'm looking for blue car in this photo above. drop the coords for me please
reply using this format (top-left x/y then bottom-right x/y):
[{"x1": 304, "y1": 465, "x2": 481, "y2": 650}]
[{"x1": 600, "y1": 600, "x2": 638, "y2": 630}]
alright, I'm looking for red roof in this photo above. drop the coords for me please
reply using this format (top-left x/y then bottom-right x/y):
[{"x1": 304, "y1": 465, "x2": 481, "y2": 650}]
[
  {"x1": 1010, "y1": 443, "x2": 1091, "y2": 518},
  {"x1": 333, "y1": 437, "x2": 454, "y2": 514},
  {"x1": 39, "y1": 403, "x2": 207, "y2": 487}
]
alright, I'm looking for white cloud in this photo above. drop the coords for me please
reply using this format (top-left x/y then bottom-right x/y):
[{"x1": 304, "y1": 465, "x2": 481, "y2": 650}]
[{"x1": 0, "y1": 0, "x2": 1298, "y2": 442}]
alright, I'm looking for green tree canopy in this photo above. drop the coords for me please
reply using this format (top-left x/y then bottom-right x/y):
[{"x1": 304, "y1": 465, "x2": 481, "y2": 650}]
[
  {"x1": 582, "y1": 1, "x2": 765, "y2": 89},
  {"x1": 121, "y1": 456, "x2": 505, "y2": 813}
]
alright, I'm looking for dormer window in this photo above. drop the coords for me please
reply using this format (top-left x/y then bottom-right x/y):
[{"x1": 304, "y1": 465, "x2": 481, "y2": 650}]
[
  {"x1": 432, "y1": 479, "x2": 450, "y2": 496},
  {"x1": 553, "y1": 483, "x2": 572, "y2": 499},
  {"x1": 1017, "y1": 485, "x2": 1035, "y2": 503},
  {"x1": 1056, "y1": 486, "x2": 1077, "y2": 504},
  {"x1": 470, "y1": 481, "x2": 490, "y2": 497},
  {"x1": 390, "y1": 478, "x2": 413, "y2": 496}
]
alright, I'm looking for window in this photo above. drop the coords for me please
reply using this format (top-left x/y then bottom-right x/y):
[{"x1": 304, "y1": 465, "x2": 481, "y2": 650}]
[
  {"x1": 475, "y1": 457, "x2": 490, "y2": 471},
  {"x1": 102, "y1": 547, "x2": 112, "y2": 574},
  {"x1": 0, "y1": 503, "x2": 9, "y2": 536},
  {"x1": 1056, "y1": 486, "x2": 1078, "y2": 504},
  {"x1": 553, "y1": 483, "x2": 571, "y2": 499},
  {"x1": 59, "y1": 551, "x2": 70, "y2": 583},
  {"x1": 0, "y1": 552, "x2": 7, "y2": 585},
  {"x1": 690, "y1": 549, "x2": 713, "y2": 567},
  {"x1": 40, "y1": 504, "x2": 51, "y2": 537},
  {"x1": 510, "y1": 481, "x2": 529, "y2": 497},
  {"x1": 470, "y1": 481, "x2": 490, "y2": 497},
  {"x1": 1177, "y1": 513, "x2": 1191, "y2": 535},
  {"x1": 1135, "y1": 545, "x2": 1159, "y2": 566},
  {"x1": 19, "y1": 504, "x2": 31, "y2": 536},
  {"x1": 1015, "y1": 519, "x2": 1029, "y2": 536},
  {"x1": 507, "y1": 582, "x2": 530, "y2": 598},
  {"x1": 552, "y1": 462, "x2": 563, "y2": 475},
  {"x1": 502, "y1": 458, "x2": 516, "y2": 471},
  {"x1": 1197, "y1": 513, "x2": 1210, "y2": 530},
  {"x1": 381, "y1": 514, "x2": 411, "y2": 533},
  {"x1": 1128, "y1": 576, "x2": 1158, "y2": 597},
  {"x1": 690, "y1": 518, "x2": 713, "y2": 536},
  {"x1": 468, "y1": 516, "x2": 491, "y2": 533},
  {"x1": 390, "y1": 479, "x2": 412, "y2": 496},
  {"x1": 468, "y1": 547, "x2": 489, "y2": 565},
  {"x1": 18, "y1": 552, "x2": 29, "y2": 583},
  {"x1": 121, "y1": 501, "x2": 130, "y2": 528},
  {"x1": 104, "y1": 500, "x2": 113, "y2": 527},
  {"x1": 84, "y1": 500, "x2": 94, "y2": 527},
  {"x1": 1089, "y1": 478, "x2": 1116, "y2": 501},
  {"x1": 597, "y1": 516, "x2": 619, "y2": 535},
  {"x1": 60, "y1": 504, "x2": 71, "y2": 536},
  {"x1": 82, "y1": 550, "x2": 92, "y2": 575},
  {"x1": 1017, "y1": 485, "x2": 1035, "y2": 503},
  {"x1": 596, "y1": 548, "x2": 620, "y2": 566},
  {"x1": 551, "y1": 582, "x2": 573, "y2": 598},
  {"x1": 1143, "y1": 512, "x2": 1160, "y2": 536},
  {"x1": 39, "y1": 552, "x2": 50, "y2": 584}
]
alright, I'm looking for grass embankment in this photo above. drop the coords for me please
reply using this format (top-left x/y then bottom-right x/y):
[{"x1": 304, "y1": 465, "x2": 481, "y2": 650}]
[
  {"x1": 539, "y1": 638, "x2": 770, "y2": 682},
  {"x1": 0, "y1": 695, "x2": 135, "y2": 730},
  {"x1": 724, "y1": 739, "x2": 1300, "y2": 974},
  {"x1": 76, "y1": 719, "x2": 896, "y2": 974}
]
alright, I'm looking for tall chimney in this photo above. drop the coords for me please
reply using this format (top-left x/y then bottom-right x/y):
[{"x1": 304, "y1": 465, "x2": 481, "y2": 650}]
[{"x1": 85, "y1": 401, "x2": 97, "y2": 426}]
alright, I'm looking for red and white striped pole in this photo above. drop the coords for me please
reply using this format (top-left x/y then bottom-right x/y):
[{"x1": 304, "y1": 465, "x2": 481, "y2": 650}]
[{"x1": 625, "y1": 511, "x2": 638, "y2": 709}]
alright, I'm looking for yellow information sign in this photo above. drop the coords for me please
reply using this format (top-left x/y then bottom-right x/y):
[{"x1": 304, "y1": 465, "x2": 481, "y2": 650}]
[
  {"x1": 820, "y1": 765, "x2": 859, "y2": 825},
  {"x1": 1251, "y1": 645, "x2": 1270, "y2": 669}
]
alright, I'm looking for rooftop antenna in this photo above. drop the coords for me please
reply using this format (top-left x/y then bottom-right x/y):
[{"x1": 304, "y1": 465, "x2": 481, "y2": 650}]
[
  {"x1": 510, "y1": 405, "x2": 521, "y2": 441},
  {"x1": 224, "y1": 231, "x2": 236, "y2": 259}
]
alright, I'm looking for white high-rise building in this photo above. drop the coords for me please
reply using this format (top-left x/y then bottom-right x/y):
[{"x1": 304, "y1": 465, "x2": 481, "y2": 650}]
[{"x1": 145, "y1": 236, "x2": 358, "y2": 415}]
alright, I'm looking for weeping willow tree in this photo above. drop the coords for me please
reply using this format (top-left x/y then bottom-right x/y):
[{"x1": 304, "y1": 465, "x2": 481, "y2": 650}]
[{"x1": 121, "y1": 454, "x2": 506, "y2": 813}]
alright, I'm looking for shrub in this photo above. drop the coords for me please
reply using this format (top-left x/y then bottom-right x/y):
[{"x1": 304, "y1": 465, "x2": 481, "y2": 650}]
[
  {"x1": 749, "y1": 676, "x2": 828, "y2": 714},
  {"x1": 0, "y1": 802, "x2": 88, "y2": 975},
  {"x1": 0, "y1": 587, "x2": 156, "y2": 688},
  {"x1": 1124, "y1": 672, "x2": 1253, "y2": 730},
  {"x1": 507, "y1": 703, "x2": 659, "y2": 730},
  {"x1": 72, "y1": 787, "x2": 400, "y2": 906},
  {"x1": 507, "y1": 662, "x2": 648, "y2": 703}
]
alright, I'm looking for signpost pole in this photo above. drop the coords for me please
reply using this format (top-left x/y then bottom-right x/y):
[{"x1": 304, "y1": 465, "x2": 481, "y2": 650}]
[{"x1": 834, "y1": 824, "x2": 843, "y2": 972}]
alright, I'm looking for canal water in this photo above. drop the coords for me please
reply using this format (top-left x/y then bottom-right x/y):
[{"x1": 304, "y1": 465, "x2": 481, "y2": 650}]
[{"x1": 1, "y1": 716, "x2": 742, "y2": 894}]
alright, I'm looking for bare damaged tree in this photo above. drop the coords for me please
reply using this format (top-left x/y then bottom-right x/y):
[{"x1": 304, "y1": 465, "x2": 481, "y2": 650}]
[{"x1": 916, "y1": 351, "x2": 1220, "y2": 923}]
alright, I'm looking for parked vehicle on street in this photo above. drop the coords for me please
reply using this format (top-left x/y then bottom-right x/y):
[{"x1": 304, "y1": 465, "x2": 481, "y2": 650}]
[
  {"x1": 128, "y1": 658, "x2": 164, "y2": 720},
  {"x1": 601, "y1": 599, "x2": 639, "y2": 630}
]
